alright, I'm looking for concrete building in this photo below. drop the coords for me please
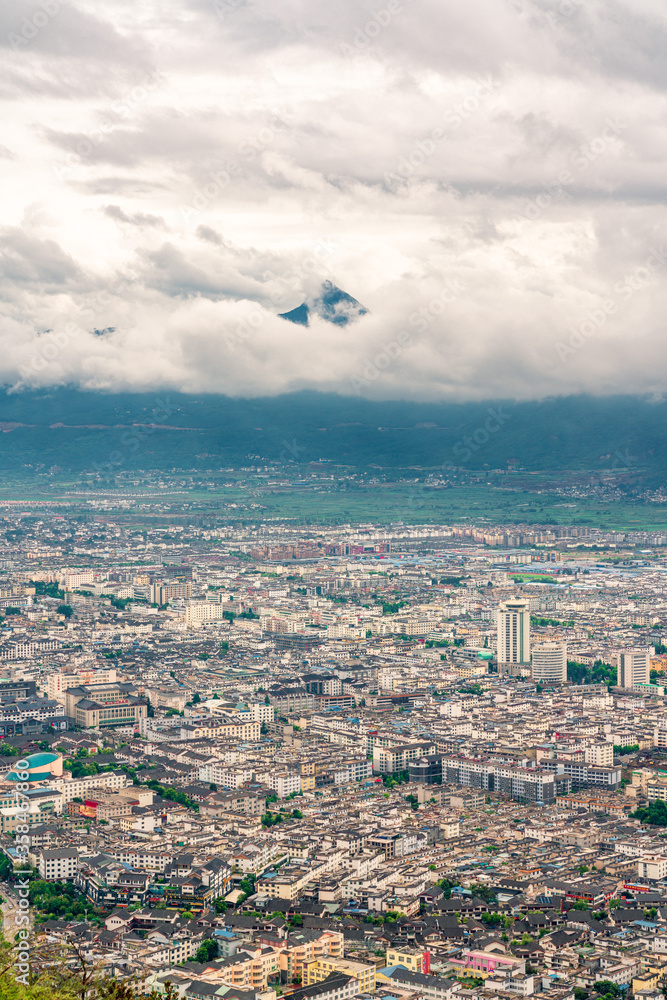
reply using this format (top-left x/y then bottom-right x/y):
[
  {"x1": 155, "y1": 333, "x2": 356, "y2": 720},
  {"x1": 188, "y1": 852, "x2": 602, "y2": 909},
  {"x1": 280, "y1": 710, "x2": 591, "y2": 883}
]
[
  {"x1": 38, "y1": 847, "x2": 78, "y2": 881},
  {"x1": 286, "y1": 973, "x2": 359, "y2": 1000},
  {"x1": 250, "y1": 702, "x2": 275, "y2": 723},
  {"x1": 47, "y1": 667, "x2": 117, "y2": 702},
  {"x1": 532, "y1": 641, "x2": 567, "y2": 684},
  {"x1": 304, "y1": 958, "x2": 376, "y2": 995},
  {"x1": 638, "y1": 855, "x2": 667, "y2": 880},
  {"x1": 150, "y1": 581, "x2": 192, "y2": 605},
  {"x1": 584, "y1": 742, "x2": 614, "y2": 767},
  {"x1": 268, "y1": 770, "x2": 302, "y2": 798},
  {"x1": 441, "y1": 756, "x2": 556, "y2": 805},
  {"x1": 497, "y1": 600, "x2": 531, "y2": 673},
  {"x1": 65, "y1": 682, "x2": 148, "y2": 729},
  {"x1": 386, "y1": 947, "x2": 431, "y2": 974},
  {"x1": 542, "y1": 759, "x2": 622, "y2": 791},
  {"x1": 184, "y1": 601, "x2": 228, "y2": 626},
  {"x1": 4, "y1": 751, "x2": 63, "y2": 785},
  {"x1": 373, "y1": 742, "x2": 438, "y2": 774},
  {"x1": 618, "y1": 647, "x2": 651, "y2": 688}
]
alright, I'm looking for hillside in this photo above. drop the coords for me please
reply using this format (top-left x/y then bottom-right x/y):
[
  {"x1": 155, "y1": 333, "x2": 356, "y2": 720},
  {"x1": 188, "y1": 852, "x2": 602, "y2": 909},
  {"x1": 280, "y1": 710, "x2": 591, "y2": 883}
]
[{"x1": 0, "y1": 390, "x2": 664, "y2": 479}]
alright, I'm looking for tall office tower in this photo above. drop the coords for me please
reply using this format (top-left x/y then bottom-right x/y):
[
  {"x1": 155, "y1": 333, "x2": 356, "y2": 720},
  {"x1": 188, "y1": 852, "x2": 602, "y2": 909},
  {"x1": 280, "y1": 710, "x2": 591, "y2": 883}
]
[
  {"x1": 532, "y1": 641, "x2": 567, "y2": 684},
  {"x1": 617, "y1": 647, "x2": 651, "y2": 688},
  {"x1": 496, "y1": 600, "x2": 531, "y2": 673}
]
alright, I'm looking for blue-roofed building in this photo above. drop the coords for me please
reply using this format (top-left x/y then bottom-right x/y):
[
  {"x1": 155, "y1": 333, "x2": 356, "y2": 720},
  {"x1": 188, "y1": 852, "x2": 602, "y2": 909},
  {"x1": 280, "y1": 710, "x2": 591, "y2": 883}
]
[{"x1": 5, "y1": 751, "x2": 63, "y2": 784}]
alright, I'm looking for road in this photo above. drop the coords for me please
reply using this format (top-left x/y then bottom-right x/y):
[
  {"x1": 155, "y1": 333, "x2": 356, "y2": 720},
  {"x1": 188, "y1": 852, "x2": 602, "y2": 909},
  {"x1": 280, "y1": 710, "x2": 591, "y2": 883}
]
[{"x1": 0, "y1": 881, "x2": 24, "y2": 938}]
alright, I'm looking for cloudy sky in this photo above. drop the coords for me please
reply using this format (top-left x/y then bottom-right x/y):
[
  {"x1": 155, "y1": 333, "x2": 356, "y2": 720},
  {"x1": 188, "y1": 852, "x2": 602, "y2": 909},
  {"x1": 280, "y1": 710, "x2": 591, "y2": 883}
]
[{"x1": 1, "y1": 0, "x2": 667, "y2": 401}]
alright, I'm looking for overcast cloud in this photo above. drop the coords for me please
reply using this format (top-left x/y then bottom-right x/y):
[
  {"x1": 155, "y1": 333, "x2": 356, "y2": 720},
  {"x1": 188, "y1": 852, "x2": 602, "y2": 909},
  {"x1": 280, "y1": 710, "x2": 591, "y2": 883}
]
[{"x1": 1, "y1": 0, "x2": 667, "y2": 400}]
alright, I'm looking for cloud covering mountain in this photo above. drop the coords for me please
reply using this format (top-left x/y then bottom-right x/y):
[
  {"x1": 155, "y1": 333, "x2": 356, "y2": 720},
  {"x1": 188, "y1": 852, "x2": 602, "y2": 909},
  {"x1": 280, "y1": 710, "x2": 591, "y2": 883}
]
[
  {"x1": 279, "y1": 281, "x2": 368, "y2": 326},
  {"x1": 1, "y1": 0, "x2": 667, "y2": 400}
]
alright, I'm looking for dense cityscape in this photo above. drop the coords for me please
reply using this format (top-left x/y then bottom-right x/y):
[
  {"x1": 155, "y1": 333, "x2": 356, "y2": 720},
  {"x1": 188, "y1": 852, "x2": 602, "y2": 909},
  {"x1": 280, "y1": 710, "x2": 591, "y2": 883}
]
[
  {"x1": 4, "y1": 0, "x2": 667, "y2": 995},
  {"x1": 0, "y1": 501, "x2": 667, "y2": 1000}
]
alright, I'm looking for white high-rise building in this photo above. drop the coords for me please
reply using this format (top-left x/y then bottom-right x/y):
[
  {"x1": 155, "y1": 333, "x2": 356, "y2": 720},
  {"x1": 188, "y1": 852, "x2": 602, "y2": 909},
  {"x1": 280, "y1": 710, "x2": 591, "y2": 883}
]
[
  {"x1": 618, "y1": 648, "x2": 651, "y2": 689},
  {"x1": 496, "y1": 600, "x2": 531, "y2": 671},
  {"x1": 532, "y1": 641, "x2": 567, "y2": 684}
]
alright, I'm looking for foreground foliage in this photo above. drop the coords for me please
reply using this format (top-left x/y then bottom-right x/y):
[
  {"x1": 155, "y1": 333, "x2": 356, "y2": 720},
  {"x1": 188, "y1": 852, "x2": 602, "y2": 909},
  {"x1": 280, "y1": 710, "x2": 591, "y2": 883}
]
[{"x1": 0, "y1": 940, "x2": 177, "y2": 1000}]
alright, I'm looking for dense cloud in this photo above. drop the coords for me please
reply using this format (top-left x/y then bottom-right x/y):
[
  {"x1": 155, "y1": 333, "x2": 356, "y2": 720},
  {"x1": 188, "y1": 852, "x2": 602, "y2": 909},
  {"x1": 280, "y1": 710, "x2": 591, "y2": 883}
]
[{"x1": 1, "y1": 0, "x2": 667, "y2": 400}]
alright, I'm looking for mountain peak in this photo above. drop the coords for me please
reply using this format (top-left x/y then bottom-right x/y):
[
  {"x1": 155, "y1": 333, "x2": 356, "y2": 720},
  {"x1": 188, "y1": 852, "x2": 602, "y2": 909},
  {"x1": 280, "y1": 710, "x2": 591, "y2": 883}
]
[{"x1": 279, "y1": 280, "x2": 368, "y2": 327}]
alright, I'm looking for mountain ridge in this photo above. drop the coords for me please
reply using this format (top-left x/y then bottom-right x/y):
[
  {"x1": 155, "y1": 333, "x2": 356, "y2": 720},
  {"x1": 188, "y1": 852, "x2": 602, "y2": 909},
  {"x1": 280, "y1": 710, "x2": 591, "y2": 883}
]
[
  {"x1": 0, "y1": 389, "x2": 665, "y2": 480},
  {"x1": 279, "y1": 280, "x2": 369, "y2": 326}
]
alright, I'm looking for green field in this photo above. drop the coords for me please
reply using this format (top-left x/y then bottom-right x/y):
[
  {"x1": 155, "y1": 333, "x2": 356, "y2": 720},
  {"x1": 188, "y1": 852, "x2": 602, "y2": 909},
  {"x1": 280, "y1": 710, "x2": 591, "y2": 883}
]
[
  {"x1": 244, "y1": 485, "x2": 667, "y2": 529},
  {"x1": 6, "y1": 478, "x2": 667, "y2": 531}
]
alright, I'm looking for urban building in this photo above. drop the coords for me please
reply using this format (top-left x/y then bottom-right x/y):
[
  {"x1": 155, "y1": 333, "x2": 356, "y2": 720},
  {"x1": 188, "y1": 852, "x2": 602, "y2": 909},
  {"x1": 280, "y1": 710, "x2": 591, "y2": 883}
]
[
  {"x1": 497, "y1": 600, "x2": 531, "y2": 673},
  {"x1": 531, "y1": 641, "x2": 567, "y2": 684}
]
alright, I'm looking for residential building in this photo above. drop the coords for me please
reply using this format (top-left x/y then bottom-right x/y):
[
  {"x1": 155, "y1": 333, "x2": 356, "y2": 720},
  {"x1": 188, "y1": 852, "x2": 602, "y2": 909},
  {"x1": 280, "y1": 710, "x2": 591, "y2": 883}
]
[{"x1": 38, "y1": 847, "x2": 78, "y2": 881}]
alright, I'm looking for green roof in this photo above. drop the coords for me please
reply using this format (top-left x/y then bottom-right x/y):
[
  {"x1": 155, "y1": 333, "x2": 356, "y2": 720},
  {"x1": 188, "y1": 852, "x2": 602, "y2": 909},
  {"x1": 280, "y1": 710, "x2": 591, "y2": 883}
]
[
  {"x1": 6, "y1": 752, "x2": 59, "y2": 780},
  {"x1": 6, "y1": 771, "x2": 52, "y2": 783},
  {"x1": 20, "y1": 752, "x2": 59, "y2": 768}
]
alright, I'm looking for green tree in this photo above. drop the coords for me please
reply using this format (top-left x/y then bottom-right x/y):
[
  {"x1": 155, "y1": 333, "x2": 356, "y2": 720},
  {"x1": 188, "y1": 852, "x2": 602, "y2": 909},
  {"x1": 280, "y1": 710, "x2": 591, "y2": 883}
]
[
  {"x1": 631, "y1": 799, "x2": 667, "y2": 826},
  {"x1": 195, "y1": 938, "x2": 219, "y2": 963},
  {"x1": 437, "y1": 878, "x2": 454, "y2": 899},
  {"x1": 593, "y1": 982, "x2": 621, "y2": 998},
  {"x1": 238, "y1": 875, "x2": 256, "y2": 901},
  {"x1": 470, "y1": 883, "x2": 497, "y2": 904}
]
